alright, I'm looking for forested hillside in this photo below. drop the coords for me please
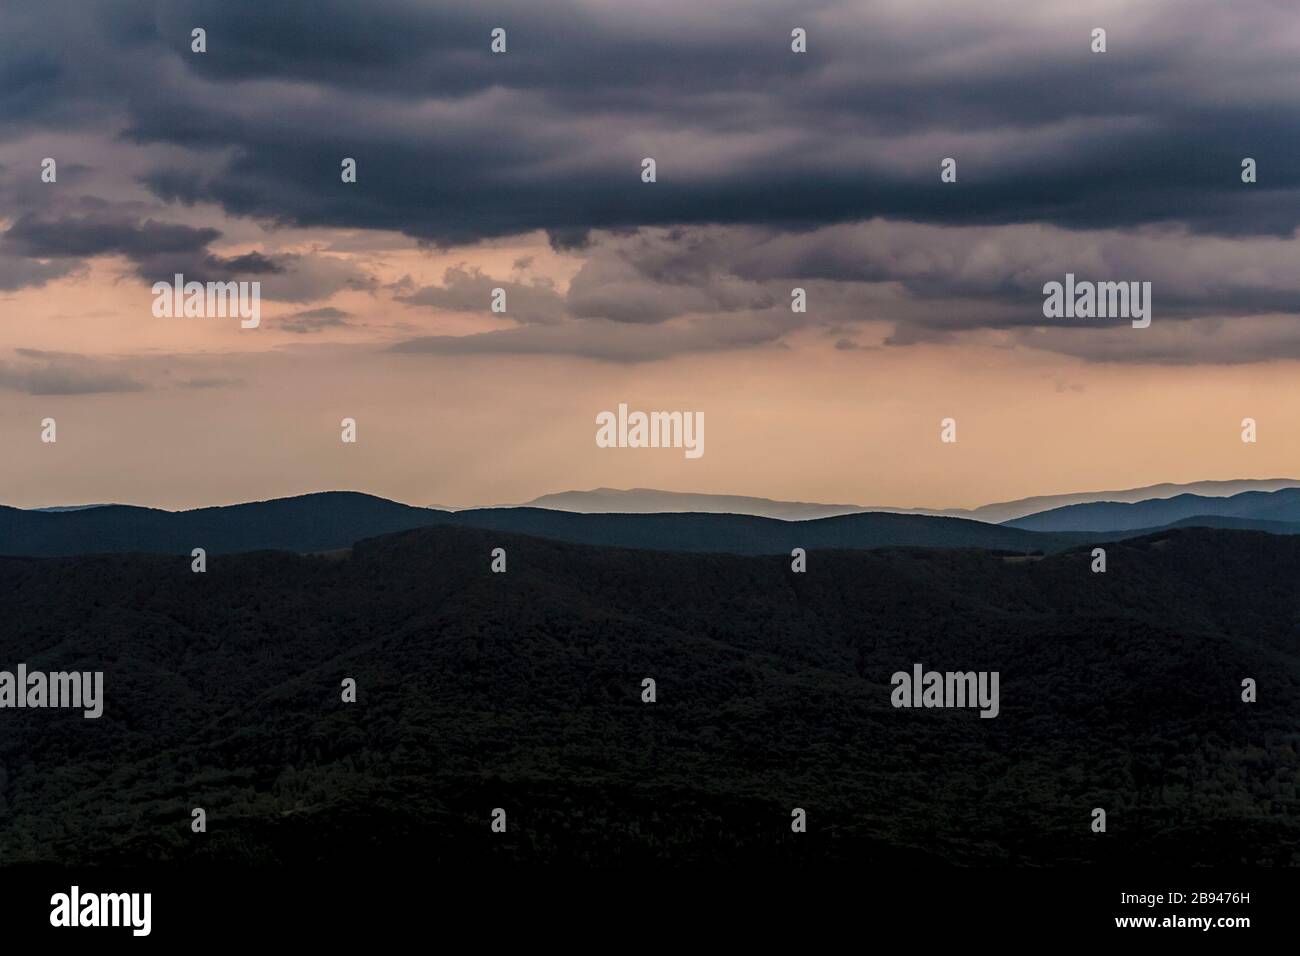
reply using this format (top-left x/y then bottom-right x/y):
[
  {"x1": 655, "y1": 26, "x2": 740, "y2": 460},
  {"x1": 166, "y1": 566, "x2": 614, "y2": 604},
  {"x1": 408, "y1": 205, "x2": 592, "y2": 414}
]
[{"x1": 0, "y1": 526, "x2": 1296, "y2": 867}]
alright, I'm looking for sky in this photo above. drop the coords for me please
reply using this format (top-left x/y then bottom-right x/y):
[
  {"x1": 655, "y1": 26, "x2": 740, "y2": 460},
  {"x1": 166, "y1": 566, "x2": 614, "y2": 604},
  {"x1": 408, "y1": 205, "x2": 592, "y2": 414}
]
[{"x1": 2, "y1": 0, "x2": 1300, "y2": 510}]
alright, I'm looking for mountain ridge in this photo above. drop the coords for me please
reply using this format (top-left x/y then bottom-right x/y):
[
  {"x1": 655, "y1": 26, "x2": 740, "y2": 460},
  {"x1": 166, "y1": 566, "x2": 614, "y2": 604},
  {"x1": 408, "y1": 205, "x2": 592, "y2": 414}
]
[
  {"x1": 515, "y1": 478, "x2": 1300, "y2": 523},
  {"x1": 1006, "y1": 488, "x2": 1300, "y2": 532},
  {"x1": 5, "y1": 488, "x2": 1300, "y2": 559}
]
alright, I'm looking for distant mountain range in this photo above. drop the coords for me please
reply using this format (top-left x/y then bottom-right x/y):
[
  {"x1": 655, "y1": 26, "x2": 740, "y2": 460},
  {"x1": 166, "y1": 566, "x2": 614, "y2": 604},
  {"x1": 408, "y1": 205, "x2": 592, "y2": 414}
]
[
  {"x1": 1005, "y1": 488, "x2": 1300, "y2": 532},
  {"x1": 4, "y1": 485, "x2": 1300, "y2": 558},
  {"x1": 519, "y1": 479, "x2": 1300, "y2": 523}
]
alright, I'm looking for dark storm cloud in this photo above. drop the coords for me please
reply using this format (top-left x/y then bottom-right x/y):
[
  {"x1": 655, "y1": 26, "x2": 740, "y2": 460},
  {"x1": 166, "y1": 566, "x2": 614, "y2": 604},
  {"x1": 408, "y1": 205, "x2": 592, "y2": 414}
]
[
  {"x1": 0, "y1": 208, "x2": 257, "y2": 287},
  {"x1": 3, "y1": 211, "x2": 219, "y2": 259},
  {"x1": 0, "y1": 254, "x2": 80, "y2": 291},
  {"x1": 0, "y1": 204, "x2": 373, "y2": 301},
  {"x1": 393, "y1": 230, "x2": 778, "y2": 331},
  {"x1": 8, "y1": 1, "x2": 1300, "y2": 363},
  {"x1": 565, "y1": 230, "x2": 775, "y2": 323},
  {"x1": 387, "y1": 221, "x2": 1300, "y2": 363},
  {"x1": 3, "y1": 0, "x2": 1293, "y2": 242},
  {"x1": 0, "y1": 198, "x2": 211, "y2": 291}
]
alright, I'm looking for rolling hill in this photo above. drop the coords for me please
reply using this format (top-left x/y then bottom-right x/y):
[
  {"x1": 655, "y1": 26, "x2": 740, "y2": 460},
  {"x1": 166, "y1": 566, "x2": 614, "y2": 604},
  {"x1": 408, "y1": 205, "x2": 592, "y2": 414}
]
[
  {"x1": 0, "y1": 525, "x2": 1295, "y2": 867},
  {"x1": 6, "y1": 488, "x2": 1300, "y2": 560},
  {"x1": 1007, "y1": 488, "x2": 1300, "y2": 532},
  {"x1": 518, "y1": 478, "x2": 1300, "y2": 523},
  {"x1": 0, "y1": 492, "x2": 1086, "y2": 557}
]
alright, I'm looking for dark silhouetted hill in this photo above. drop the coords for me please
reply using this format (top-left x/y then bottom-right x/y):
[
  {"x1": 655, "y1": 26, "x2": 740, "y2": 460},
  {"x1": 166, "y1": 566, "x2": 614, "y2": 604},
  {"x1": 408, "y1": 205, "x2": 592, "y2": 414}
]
[
  {"x1": 0, "y1": 526, "x2": 1295, "y2": 867},
  {"x1": 1008, "y1": 488, "x2": 1300, "y2": 532},
  {"x1": 0, "y1": 492, "x2": 443, "y2": 556},
  {"x1": 439, "y1": 506, "x2": 1087, "y2": 554},
  {"x1": 0, "y1": 492, "x2": 1088, "y2": 557}
]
